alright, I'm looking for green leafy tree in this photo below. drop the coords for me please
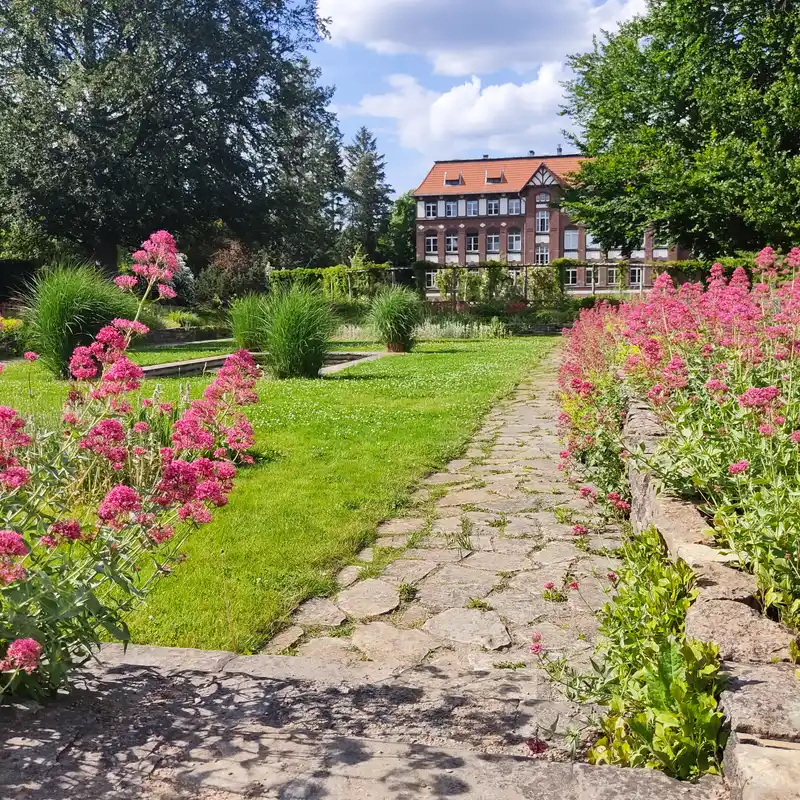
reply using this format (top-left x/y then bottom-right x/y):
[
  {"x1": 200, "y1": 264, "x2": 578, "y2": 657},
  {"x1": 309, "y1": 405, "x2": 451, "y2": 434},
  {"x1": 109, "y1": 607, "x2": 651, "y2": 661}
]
[
  {"x1": 338, "y1": 127, "x2": 392, "y2": 261},
  {"x1": 0, "y1": 0, "x2": 326, "y2": 269},
  {"x1": 380, "y1": 191, "x2": 417, "y2": 268},
  {"x1": 563, "y1": 0, "x2": 800, "y2": 257}
]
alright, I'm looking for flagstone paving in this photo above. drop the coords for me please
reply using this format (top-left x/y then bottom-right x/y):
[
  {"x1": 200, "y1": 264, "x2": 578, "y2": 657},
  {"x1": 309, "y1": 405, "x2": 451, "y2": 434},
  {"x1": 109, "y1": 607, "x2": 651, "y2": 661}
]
[{"x1": 0, "y1": 351, "x2": 726, "y2": 799}]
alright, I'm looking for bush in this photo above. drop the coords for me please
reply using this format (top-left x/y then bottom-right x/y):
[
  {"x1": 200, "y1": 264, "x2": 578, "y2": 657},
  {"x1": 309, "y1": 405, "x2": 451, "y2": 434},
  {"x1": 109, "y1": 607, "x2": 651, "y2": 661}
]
[
  {"x1": 230, "y1": 293, "x2": 269, "y2": 351},
  {"x1": 20, "y1": 262, "x2": 144, "y2": 377},
  {"x1": 195, "y1": 239, "x2": 265, "y2": 306},
  {"x1": 0, "y1": 317, "x2": 24, "y2": 356},
  {"x1": 164, "y1": 309, "x2": 203, "y2": 330},
  {"x1": 263, "y1": 287, "x2": 334, "y2": 378},
  {"x1": 368, "y1": 286, "x2": 422, "y2": 352}
]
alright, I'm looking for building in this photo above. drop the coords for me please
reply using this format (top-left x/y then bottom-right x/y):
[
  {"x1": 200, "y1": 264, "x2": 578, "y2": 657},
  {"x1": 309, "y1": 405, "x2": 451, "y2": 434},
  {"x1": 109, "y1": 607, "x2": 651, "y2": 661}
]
[{"x1": 412, "y1": 153, "x2": 688, "y2": 295}]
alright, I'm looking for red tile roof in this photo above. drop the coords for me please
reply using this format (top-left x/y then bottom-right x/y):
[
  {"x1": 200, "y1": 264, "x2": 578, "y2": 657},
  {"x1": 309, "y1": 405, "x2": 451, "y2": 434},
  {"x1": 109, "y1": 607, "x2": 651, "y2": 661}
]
[{"x1": 413, "y1": 154, "x2": 585, "y2": 197}]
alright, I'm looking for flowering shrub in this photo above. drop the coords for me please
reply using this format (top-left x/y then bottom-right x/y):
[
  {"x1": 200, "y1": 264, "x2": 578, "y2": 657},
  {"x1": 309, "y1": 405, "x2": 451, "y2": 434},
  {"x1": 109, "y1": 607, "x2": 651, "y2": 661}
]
[
  {"x1": 0, "y1": 232, "x2": 259, "y2": 697},
  {"x1": 559, "y1": 249, "x2": 800, "y2": 629},
  {"x1": 0, "y1": 317, "x2": 24, "y2": 357}
]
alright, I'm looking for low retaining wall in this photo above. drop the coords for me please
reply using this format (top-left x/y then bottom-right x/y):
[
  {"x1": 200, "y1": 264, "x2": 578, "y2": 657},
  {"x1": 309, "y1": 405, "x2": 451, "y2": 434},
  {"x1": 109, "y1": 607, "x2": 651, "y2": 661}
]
[
  {"x1": 144, "y1": 327, "x2": 229, "y2": 346},
  {"x1": 625, "y1": 402, "x2": 800, "y2": 800}
]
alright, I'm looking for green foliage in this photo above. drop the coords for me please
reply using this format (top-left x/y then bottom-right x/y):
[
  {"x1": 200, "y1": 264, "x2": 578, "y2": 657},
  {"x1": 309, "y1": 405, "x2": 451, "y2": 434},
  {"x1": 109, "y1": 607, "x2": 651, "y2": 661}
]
[
  {"x1": 542, "y1": 527, "x2": 725, "y2": 779},
  {"x1": 367, "y1": 286, "x2": 422, "y2": 352},
  {"x1": 0, "y1": 317, "x2": 24, "y2": 356},
  {"x1": 270, "y1": 262, "x2": 391, "y2": 301},
  {"x1": 163, "y1": 310, "x2": 203, "y2": 330},
  {"x1": 21, "y1": 263, "x2": 143, "y2": 376},
  {"x1": 338, "y1": 127, "x2": 392, "y2": 262},
  {"x1": 563, "y1": 2, "x2": 800, "y2": 256},
  {"x1": 195, "y1": 240, "x2": 265, "y2": 306},
  {"x1": 380, "y1": 191, "x2": 417, "y2": 268},
  {"x1": 263, "y1": 287, "x2": 334, "y2": 378},
  {"x1": 229, "y1": 294, "x2": 269, "y2": 350},
  {"x1": 0, "y1": 0, "x2": 333, "y2": 265}
]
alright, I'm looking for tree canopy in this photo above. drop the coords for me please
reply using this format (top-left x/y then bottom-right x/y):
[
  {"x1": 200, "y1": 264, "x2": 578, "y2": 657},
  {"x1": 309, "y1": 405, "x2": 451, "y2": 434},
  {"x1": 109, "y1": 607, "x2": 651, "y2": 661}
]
[
  {"x1": 563, "y1": 0, "x2": 800, "y2": 257},
  {"x1": 0, "y1": 0, "x2": 333, "y2": 267},
  {"x1": 338, "y1": 127, "x2": 392, "y2": 262},
  {"x1": 380, "y1": 191, "x2": 416, "y2": 268}
]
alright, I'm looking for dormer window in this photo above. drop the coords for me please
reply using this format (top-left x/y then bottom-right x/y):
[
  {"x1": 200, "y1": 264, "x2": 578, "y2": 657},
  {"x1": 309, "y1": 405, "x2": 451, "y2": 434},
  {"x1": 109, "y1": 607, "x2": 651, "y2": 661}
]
[
  {"x1": 485, "y1": 168, "x2": 504, "y2": 184},
  {"x1": 444, "y1": 171, "x2": 463, "y2": 186}
]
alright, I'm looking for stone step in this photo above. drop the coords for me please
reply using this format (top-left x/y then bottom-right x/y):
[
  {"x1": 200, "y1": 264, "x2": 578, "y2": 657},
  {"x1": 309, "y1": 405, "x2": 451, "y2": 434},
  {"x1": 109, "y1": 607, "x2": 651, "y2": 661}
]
[{"x1": 2, "y1": 645, "x2": 725, "y2": 799}]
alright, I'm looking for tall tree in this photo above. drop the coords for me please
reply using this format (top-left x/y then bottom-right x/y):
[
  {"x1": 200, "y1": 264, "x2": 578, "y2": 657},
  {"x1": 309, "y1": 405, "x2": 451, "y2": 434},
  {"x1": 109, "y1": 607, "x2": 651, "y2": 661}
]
[
  {"x1": 260, "y1": 62, "x2": 344, "y2": 269},
  {"x1": 0, "y1": 0, "x2": 326, "y2": 268},
  {"x1": 563, "y1": 0, "x2": 800, "y2": 257},
  {"x1": 380, "y1": 191, "x2": 416, "y2": 268},
  {"x1": 338, "y1": 127, "x2": 392, "y2": 262}
]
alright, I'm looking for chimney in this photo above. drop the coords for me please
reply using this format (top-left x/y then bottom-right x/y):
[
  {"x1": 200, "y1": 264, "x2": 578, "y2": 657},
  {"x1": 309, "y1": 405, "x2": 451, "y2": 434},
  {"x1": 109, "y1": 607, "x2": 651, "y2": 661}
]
[
  {"x1": 482, "y1": 153, "x2": 489, "y2": 159},
  {"x1": 556, "y1": 144, "x2": 563, "y2": 155},
  {"x1": 528, "y1": 149, "x2": 535, "y2": 156}
]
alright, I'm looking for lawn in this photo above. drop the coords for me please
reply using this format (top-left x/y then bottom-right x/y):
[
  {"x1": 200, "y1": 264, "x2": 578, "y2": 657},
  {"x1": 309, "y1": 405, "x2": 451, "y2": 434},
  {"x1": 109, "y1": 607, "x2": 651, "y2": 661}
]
[{"x1": 128, "y1": 337, "x2": 556, "y2": 652}]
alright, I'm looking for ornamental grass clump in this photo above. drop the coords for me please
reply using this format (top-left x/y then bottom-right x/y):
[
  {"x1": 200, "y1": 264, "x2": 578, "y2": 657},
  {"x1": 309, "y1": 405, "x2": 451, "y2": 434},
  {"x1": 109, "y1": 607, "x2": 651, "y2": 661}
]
[
  {"x1": 0, "y1": 231, "x2": 260, "y2": 698},
  {"x1": 230, "y1": 293, "x2": 269, "y2": 351},
  {"x1": 367, "y1": 285, "x2": 422, "y2": 352},
  {"x1": 558, "y1": 247, "x2": 800, "y2": 629},
  {"x1": 263, "y1": 287, "x2": 334, "y2": 378},
  {"x1": 21, "y1": 262, "x2": 144, "y2": 377}
]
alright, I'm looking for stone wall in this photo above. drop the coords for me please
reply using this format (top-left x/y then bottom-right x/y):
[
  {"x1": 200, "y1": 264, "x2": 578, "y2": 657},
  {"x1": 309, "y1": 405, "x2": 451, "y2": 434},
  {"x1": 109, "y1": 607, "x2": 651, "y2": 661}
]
[
  {"x1": 625, "y1": 403, "x2": 800, "y2": 800},
  {"x1": 143, "y1": 327, "x2": 229, "y2": 346}
]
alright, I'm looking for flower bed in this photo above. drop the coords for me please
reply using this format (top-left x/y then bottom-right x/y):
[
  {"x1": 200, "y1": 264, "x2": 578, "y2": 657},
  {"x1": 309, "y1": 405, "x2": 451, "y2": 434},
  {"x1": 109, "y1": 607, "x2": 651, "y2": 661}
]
[
  {"x1": 0, "y1": 232, "x2": 258, "y2": 697},
  {"x1": 559, "y1": 250, "x2": 800, "y2": 631}
]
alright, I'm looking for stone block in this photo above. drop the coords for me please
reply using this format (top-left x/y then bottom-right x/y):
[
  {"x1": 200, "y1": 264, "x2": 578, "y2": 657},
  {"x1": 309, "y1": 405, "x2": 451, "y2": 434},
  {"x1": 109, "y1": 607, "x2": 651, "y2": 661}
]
[
  {"x1": 336, "y1": 579, "x2": 400, "y2": 618},
  {"x1": 423, "y1": 608, "x2": 511, "y2": 650},
  {"x1": 725, "y1": 733, "x2": 800, "y2": 800}
]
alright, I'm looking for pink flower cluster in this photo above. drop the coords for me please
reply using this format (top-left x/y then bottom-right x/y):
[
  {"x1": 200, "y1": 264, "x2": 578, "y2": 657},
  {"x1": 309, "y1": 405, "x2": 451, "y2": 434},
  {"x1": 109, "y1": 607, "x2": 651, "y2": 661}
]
[
  {"x1": 0, "y1": 638, "x2": 42, "y2": 674},
  {"x1": 0, "y1": 530, "x2": 27, "y2": 586},
  {"x1": 0, "y1": 406, "x2": 31, "y2": 491},
  {"x1": 131, "y1": 230, "x2": 179, "y2": 283}
]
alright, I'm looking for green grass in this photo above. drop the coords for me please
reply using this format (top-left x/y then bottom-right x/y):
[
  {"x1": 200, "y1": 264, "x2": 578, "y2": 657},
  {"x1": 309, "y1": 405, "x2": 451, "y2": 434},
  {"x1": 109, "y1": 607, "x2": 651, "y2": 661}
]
[
  {"x1": 128, "y1": 337, "x2": 556, "y2": 652},
  {"x1": 1, "y1": 337, "x2": 557, "y2": 652}
]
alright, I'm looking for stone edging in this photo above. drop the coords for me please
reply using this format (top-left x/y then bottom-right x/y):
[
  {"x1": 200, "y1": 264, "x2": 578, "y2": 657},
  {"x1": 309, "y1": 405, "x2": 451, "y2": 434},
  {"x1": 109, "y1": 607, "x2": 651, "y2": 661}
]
[{"x1": 625, "y1": 401, "x2": 800, "y2": 800}]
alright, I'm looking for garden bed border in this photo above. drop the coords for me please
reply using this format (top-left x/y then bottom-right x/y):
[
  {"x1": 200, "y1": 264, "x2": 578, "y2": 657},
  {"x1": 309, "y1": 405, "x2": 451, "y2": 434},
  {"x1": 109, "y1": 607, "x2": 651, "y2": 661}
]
[{"x1": 624, "y1": 401, "x2": 800, "y2": 800}]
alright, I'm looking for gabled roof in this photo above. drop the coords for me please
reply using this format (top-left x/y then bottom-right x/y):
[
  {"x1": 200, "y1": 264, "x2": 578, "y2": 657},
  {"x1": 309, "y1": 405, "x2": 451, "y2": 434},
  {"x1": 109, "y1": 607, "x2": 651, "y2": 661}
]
[{"x1": 413, "y1": 154, "x2": 585, "y2": 197}]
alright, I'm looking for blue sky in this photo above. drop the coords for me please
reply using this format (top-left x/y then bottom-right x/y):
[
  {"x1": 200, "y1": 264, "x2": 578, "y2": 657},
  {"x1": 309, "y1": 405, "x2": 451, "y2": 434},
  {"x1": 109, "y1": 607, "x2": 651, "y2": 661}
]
[{"x1": 311, "y1": 0, "x2": 646, "y2": 194}]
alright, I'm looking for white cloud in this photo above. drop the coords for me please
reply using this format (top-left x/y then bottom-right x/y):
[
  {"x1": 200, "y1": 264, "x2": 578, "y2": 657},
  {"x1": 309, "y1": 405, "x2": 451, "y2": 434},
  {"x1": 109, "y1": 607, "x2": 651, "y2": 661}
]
[
  {"x1": 319, "y1": 0, "x2": 646, "y2": 76},
  {"x1": 351, "y1": 65, "x2": 574, "y2": 159}
]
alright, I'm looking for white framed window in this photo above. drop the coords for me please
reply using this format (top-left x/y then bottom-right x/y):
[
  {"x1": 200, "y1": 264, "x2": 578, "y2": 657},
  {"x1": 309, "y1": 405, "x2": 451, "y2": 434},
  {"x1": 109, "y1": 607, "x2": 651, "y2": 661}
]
[
  {"x1": 425, "y1": 235, "x2": 438, "y2": 255},
  {"x1": 445, "y1": 233, "x2": 458, "y2": 254},
  {"x1": 466, "y1": 232, "x2": 479, "y2": 253},
  {"x1": 563, "y1": 229, "x2": 579, "y2": 250},
  {"x1": 425, "y1": 270, "x2": 436, "y2": 289},
  {"x1": 507, "y1": 230, "x2": 522, "y2": 252},
  {"x1": 586, "y1": 232, "x2": 601, "y2": 250},
  {"x1": 535, "y1": 243, "x2": 550, "y2": 264},
  {"x1": 466, "y1": 199, "x2": 479, "y2": 217},
  {"x1": 508, "y1": 198, "x2": 521, "y2": 215},
  {"x1": 535, "y1": 192, "x2": 550, "y2": 204},
  {"x1": 565, "y1": 268, "x2": 577, "y2": 285},
  {"x1": 629, "y1": 266, "x2": 643, "y2": 287},
  {"x1": 486, "y1": 233, "x2": 500, "y2": 253},
  {"x1": 445, "y1": 200, "x2": 457, "y2": 218},
  {"x1": 536, "y1": 210, "x2": 550, "y2": 233},
  {"x1": 487, "y1": 199, "x2": 500, "y2": 216},
  {"x1": 607, "y1": 267, "x2": 618, "y2": 286},
  {"x1": 585, "y1": 266, "x2": 597, "y2": 286},
  {"x1": 425, "y1": 202, "x2": 437, "y2": 219}
]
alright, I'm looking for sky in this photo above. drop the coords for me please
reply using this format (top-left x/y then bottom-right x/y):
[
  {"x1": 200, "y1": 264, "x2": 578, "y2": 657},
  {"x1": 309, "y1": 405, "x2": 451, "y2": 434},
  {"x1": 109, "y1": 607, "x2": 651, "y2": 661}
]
[{"x1": 312, "y1": 0, "x2": 647, "y2": 196}]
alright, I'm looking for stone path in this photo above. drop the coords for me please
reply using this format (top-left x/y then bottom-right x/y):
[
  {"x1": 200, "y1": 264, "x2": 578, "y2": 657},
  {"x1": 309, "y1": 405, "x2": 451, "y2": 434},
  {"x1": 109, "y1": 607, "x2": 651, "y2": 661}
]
[{"x1": 0, "y1": 352, "x2": 726, "y2": 799}]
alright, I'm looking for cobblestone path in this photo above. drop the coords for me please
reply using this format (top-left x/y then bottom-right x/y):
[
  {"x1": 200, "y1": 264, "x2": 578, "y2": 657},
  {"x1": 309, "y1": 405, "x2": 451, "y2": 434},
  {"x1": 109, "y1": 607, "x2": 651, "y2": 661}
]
[{"x1": 1, "y1": 352, "x2": 725, "y2": 799}]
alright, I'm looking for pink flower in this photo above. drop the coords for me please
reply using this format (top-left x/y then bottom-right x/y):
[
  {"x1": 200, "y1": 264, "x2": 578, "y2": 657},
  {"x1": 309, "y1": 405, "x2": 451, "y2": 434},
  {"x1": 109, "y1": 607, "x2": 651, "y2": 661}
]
[
  {"x1": 572, "y1": 524, "x2": 589, "y2": 536},
  {"x1": 111, "y1": 318, "x2": 149, "y2": 336},
  {"x1": 543, "y1": 581, "x2": 555, "y2": 590},
  {"x1": 728, "y1": 460, "x2": 750, "y2": 475},
  {"x1": 569, "y1": 581, "x2": 579, "y2": 590},
  {"x1": 147, "y1": 526, "x2": 176, "y2": 545},
  {"x1": 0, "y1": 466, "x2": 29, "y2": 489},
  {"x1": 525, "y1": 738, "x2": 548, "y2": 755},
  {"x1": 738, "y1": 386, "x2": 779, "y2": 409},
  {"x1": 114, "y1": 275, "x2": 138, "y2": 291},
  {"x1": 0, "y1": 530, "x2": 27, "y2": 556},
  {"x1": 531, "y1": 632, "x2": 542, "y2": 643},
  {"x1": 23, "y1": 351, "x2": 38, "y2": 362},
  {"x1": 157, "y1": 284, "x2": 177, "y2": 300},
  {"x1": 0, "y1": 638, "x2": 42, "y2": 674},
  {"x1": 69, "y1": 346, "x2": 99, "y2": 380},
  {"x1": 791, "y1": 431, "x2": 800, "y2": 444},
  {"x1": 607, "y1": 571, "x2": 618, "y2": 582},
  {"x1": 46, "y1": 520, "x2": 83, "y2": 546},
  {"x1": 98, "y1": 485, "x2": 142, "y2": 528},
  {"x1": 0, "y1": 560, "x2": 26, "y2": 584},
  {"x1": 530, "y1": 643, "x2": 543, "y2": 654},
  {"x1": 133, "y1": 421, "x2": 150, "y2": 434},
  {"x1": 95, "y1": 325, "x2": 127, "y2": 352},
  {"x1": 759, "y1": 424, "x2": 775, "y2": 437}
]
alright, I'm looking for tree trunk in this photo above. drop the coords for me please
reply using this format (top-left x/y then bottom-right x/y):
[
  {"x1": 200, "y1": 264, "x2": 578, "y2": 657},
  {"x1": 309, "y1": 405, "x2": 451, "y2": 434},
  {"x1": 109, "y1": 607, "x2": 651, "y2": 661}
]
[{"x1": 94, "y1": 237, "x2": 119, "y2": 275}]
